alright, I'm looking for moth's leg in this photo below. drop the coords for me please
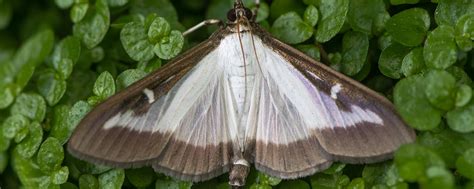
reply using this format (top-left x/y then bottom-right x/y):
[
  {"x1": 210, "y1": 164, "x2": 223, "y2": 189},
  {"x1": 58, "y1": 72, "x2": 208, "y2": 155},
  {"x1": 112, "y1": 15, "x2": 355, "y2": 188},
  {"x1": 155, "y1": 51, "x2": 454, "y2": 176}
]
[
  {"x1": 252, "y1": 0, "x2": 260, "y2": 21},
  {"x1": 183, "y1": 19, "x2": 223, "y2": 36}
]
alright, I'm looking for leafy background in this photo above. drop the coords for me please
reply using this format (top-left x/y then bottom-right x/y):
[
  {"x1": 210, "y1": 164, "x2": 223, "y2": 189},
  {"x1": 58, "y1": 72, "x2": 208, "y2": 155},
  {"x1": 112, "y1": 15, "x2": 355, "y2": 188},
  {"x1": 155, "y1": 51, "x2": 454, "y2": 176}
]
[{"x1": 0, "y1": 0, "x2": 473, "y2": 188}]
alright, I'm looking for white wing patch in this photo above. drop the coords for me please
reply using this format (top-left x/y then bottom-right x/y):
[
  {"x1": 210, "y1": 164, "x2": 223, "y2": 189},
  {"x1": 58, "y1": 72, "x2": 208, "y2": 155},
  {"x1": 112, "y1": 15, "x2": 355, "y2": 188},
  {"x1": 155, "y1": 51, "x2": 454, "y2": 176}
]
[
  {"x1": 102, "y1": 48, "x2": 238, "y2": 147},
  {"x1": 143, "y1": 88, "x2": 155, "y2": 103},
  {"x1": 330, "y1": 84, "x2": 342, "y2": 99}
]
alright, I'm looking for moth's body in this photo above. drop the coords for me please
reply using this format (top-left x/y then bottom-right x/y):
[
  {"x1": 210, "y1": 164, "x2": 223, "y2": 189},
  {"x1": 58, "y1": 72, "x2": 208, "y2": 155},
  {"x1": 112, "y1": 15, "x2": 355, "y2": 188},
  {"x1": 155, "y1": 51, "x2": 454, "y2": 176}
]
[
  {"x1": 68, "y1": 1, "x2": 416, "y2": 188},
  {"x1": 223, "y1": 31, "x2": 256, "y2": 142}
]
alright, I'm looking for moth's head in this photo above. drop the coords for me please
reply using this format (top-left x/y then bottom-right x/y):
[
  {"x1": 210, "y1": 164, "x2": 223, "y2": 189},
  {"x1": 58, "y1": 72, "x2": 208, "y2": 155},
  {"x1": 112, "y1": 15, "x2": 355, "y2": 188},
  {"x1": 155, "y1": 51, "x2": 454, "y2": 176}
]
[{"x1": 227, "y1": 1, "x2": 253, "y2": 24}]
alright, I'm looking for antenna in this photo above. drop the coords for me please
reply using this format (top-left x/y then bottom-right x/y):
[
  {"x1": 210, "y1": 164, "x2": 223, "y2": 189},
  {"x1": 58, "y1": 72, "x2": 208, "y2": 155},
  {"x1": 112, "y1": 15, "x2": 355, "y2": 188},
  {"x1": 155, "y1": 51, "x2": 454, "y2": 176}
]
[{"x1": 253, "y1": 0, "x2": 260, "y2": 21}]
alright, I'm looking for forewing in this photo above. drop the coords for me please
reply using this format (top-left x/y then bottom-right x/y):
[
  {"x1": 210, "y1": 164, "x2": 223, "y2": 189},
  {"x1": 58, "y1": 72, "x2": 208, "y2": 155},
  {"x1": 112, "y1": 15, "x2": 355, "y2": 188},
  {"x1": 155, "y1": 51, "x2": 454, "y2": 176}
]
[
  {"x1": 68, "y1": 36, "x2": 235, "y2": 181},
  {"x1": 257, "y1": 27, "x2": 415, "y2": 163},
  {"x1": 247, "y1": 27, "x2": 415, "y2": 178}
]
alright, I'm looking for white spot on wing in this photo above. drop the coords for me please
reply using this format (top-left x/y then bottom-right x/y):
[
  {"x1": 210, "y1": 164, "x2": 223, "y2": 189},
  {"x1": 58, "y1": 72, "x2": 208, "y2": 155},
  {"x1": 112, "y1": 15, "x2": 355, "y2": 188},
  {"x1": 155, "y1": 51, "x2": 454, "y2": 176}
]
[
  {"x1": 143, "y1": 88, "x2": 155, "y2": 104},
  {"x1": 330, "y1": 84, "x2": 342, "y2": 99}
]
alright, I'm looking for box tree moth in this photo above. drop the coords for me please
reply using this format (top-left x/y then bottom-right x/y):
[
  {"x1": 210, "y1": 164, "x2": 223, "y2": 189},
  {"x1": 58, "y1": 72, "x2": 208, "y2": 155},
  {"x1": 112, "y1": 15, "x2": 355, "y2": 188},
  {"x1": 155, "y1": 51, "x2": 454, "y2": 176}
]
[{"x1": 68, "y1": 0, "x2": 416, "y2": 187}]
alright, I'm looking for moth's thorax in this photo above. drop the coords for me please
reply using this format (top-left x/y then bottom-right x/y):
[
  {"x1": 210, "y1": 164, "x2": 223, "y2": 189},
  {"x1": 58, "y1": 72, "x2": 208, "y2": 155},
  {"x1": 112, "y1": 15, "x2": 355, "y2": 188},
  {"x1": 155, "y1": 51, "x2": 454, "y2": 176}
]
[{"x1": 227, "y1": 23, "x2": 252, "y2": 33}]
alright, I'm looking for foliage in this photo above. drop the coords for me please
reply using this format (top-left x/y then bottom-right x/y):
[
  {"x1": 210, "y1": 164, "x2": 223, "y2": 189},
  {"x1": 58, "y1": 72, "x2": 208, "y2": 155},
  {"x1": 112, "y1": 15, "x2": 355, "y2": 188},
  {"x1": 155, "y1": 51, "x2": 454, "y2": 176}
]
[{"x1": 0, "y1": 0, "x2": 473, "y2": 188}]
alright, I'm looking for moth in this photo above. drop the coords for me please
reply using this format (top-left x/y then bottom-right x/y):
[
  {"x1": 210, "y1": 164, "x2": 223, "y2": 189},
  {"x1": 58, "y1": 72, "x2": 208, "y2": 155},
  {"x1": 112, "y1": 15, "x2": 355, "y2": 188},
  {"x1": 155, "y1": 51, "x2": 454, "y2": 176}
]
[{"x1": 68, "y1": 0, "x2": 416, "y2": 187}]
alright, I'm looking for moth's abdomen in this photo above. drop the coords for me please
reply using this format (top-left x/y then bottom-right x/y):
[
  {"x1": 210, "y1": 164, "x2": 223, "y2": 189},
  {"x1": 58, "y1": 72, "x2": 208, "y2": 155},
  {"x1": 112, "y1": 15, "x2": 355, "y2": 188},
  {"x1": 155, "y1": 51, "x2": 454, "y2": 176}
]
[{"x1": 228, "y1": 69, "x2": 255, "y2": 115}]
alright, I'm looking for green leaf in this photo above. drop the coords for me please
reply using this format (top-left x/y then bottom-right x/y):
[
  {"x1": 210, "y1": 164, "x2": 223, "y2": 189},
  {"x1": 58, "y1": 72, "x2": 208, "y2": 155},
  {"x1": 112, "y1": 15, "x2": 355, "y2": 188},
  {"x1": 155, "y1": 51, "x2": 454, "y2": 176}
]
[
  {"x1": 277, "y1": 180, "x2": 310, "y2": 189},
  {"x1": 137, "y1": 58, "x2": 162, "y2": 73},
  {"x1": 446, "y1": 99, "x2": 474, "y2": 133},
  {"x1": 79, "y1": 174, "x2": 99, "y2": 189},
  {"x1": 271, "y1": 12, "x2": 313, "y2": 44},
  {"x1": 0, "y1": 127, "x2": 11, "y2": 151},
  {"x1": 378, "y1": 43, "x2": 411, "y2": 79},
  {"x1": 0, "y1": 84, "x2": 16, "y2": 109},
  {"x1": 154, "y1": 30, "x2": 184, "y2": 60},
  {"x1": 270, "y1": 0, "x2": 306, "y2": 20},
  {"x1": 394, "y1": 75, "x2": 442, "y2": 130},
  {"x1": 116, "y1": 69, "x2": 147, "y2": 90},
  {"x1": 37, "y1": 137, "x2": 64, "y2": 174},
  {"x1": 257, "y1": 172, "x2": 281, "y2": 186},
  {"x1": 121, "y1": 21, "x2": 155, "y2": 62},
  {"x1": 13, "y1": 29, "x2": 55, "y2": 89},
  {"x1": 52, "y1": 36, "x2": 81, "y2": 78},
  {"x1": 66, "y1": 101, "x2": 92, "y2": 138},
  {"x1": 98, "y1": 169, "x2": 125, "y2": 189},
  {"x1": 401, "y1": 47, "x2": 425, "y2": 77},
  {"x1": 55, "y1": 0, "x2": 74, "y2": 9},
  {"x1": 0, "y1": 152, "x2": 7, "y2": 173},
  {"x1": 11, "y1": 93, "x2": 46, "y2": 122},
  {"x1": 130, "y1": 0, "x2": 179, "y2": 27},
  {"x1": 89, "y1": 46, "x2": 105, "y2": 63},
  {"x1": 93, "y1": 71, "x2": 115, "y2": 99},
  {"x1": 390, "y1": 0, "x2": 419, "y2": 5},
  {"x1": 125, "y1": 167, "x2": 155, "y2": 188},
  {"x1": 15, "y1": 122, "x2": 43, "y2": 158},
  {"x1": 435, "y1": 0, "x2": 474, "y2": 26},
  {"x1": 322, "y1": 163, "x2": 346, "y2": 174},
  {"x1": 70, "y1": 3, "x2": 89, "y2": 23},
  {"x1": 341, "y1": 31, "x2": 369, "y2": 76},
  {"x1": 362, "y1": 163, "x2": 403, "y2": 187},
  {"x1": 37, "y1": 69, "x2": 67, "y2": 106},
  {"x1": 148, "y1": 17, "x2": 171, "y2": 44},
  {"x1": 296, "y1": 44, "x2": 321, "y2": 61},
  {"x1": 303, "y1": 5, "x2": 319, "y2": 27},
  {"x1": 87, "y1": 95, "x2": 102, "y2": 106},
  {"x1": 446, "y1": 66, "x2": 472, "y2": 85},
  {"x1": 50, "y1": 105, "x2": 71, "y2": 145},
  {"x1": 348, "y1": 0, "x2": 389, "y2": 35},
  {"x1": 2, "y1": 114, "x2": 29, "y2": 139},
  {"x1": 67, "y1": 155, "x2": 111, "y2": 175},
  {"x1": 73, "y1": 0, "x2": 110, "y2": 49},
  {"x1": 346, "y1": 178, "x2": 365, "y2": 189},
  {"x1": 111, "y1": 14, "x2": 144, "y2": 29},
  {"x1": 394, "y1": 144, "x2": 445, "y2": 181},
  {"x1": 386, "y1": 8, "x2": 430, "y2": 47},
  {"x1": 310, "y1": 173, "x2": 350, "y2": 188},
  {"x1": 0, "y1": 0, "x2": 12, "y2": 29},
  {"x1": 205, "y1": 0, "x2": 233, "y2": 24},
  {"x1": 421, "y1": 166, "x2": 454, "y2": 189},
  {"x1": 55, "y1": 59, "x2": 74, "y2": 80},
  {"x1": 455, "y1": 84, "x2": 472, "y2": 107},
  {"x1": 456, "y1": 148, "x2": 474, "y2": 180},
  {"x1": 250, "y1": 184, "x2": 272, "y2": 189},
  {"x1": 424, "y1": 70, "x2": 456, "y2": 111},
  {"x1": 13, "y1": 150, "x2": 54, "y2": 189},
  {"x1": 424, "y1": 25, "x2": 457, "y2": 69},
  {"x1": 417, "y1": 129, "x2": 472, "y2": 168},
  {"x1": 155, "y1": 178, "x2": 192, "y2": 189},
  {"x1": 14, "y1": 123, "x2": 29, "y2": 143},
  {"x1": 455, "y1": 13, "x2": 474, "y2": 51},
  {"x1": 107, "y1": 0, "x2": 128, "y2": 7},
  {"x1": 51, "y1": 166, "x2": 69, "y2": 185},
  {"x1": 315, "y1": 0, "x2": 349, "y2": 42},
  {"x1": 378, "y1": 32, "x2": 395, "y2": 51}
]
